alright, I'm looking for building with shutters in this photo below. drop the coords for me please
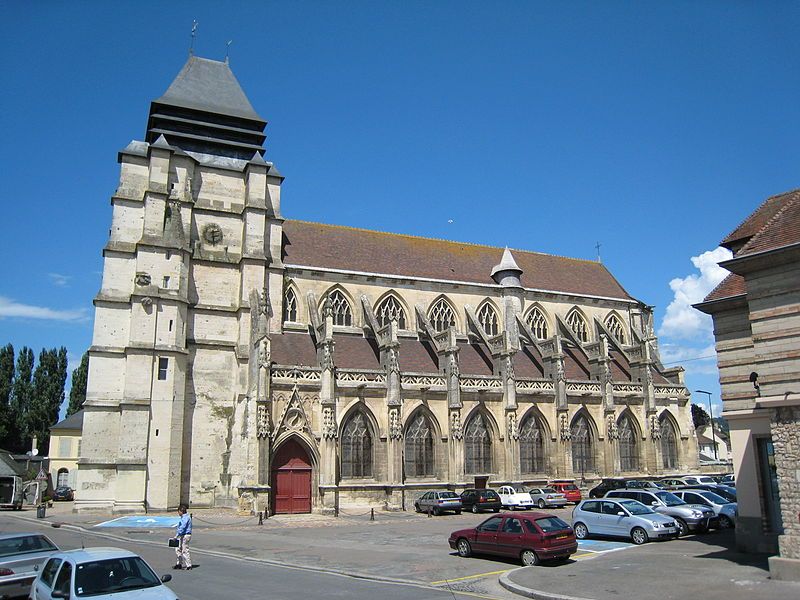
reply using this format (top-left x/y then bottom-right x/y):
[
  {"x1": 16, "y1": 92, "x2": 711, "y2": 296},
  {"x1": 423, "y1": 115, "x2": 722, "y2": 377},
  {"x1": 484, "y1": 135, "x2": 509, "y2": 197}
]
[{"x1": 75, "y1": 55, "x2": 698, "y2": 515}]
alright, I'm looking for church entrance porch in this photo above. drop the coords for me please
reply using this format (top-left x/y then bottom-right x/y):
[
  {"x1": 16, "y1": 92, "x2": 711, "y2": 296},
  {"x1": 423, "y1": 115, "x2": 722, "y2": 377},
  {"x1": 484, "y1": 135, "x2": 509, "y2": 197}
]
[{"x1": 271, "y1": 439, "x2": 312, "y2": 514}]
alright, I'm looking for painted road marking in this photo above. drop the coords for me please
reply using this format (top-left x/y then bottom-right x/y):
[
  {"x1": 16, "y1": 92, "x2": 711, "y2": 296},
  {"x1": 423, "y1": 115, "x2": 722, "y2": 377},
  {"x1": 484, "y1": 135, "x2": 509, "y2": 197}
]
[
  {"x1": 95, "y1": 516, "x2": 179, "y2": 528},
  {"x1": 577, "y1": 539, "x2": 632, "y2": 553},
  {"x1": 431, "y1": 569, "x2": 510, "y2": 585}
]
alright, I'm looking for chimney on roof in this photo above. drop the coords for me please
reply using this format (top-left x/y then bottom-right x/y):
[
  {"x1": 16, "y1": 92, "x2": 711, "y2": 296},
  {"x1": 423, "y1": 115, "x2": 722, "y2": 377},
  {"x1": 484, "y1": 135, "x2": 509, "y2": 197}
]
[{"x1": 491, "y1": 247, "x2": 523, "y2": 288}]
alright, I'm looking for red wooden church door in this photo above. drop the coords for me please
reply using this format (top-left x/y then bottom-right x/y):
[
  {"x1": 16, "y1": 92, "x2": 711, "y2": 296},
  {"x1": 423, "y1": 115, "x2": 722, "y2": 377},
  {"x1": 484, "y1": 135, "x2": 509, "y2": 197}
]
[{"x1": 272, "y1": 439, "x2": 312, "y2": 514}]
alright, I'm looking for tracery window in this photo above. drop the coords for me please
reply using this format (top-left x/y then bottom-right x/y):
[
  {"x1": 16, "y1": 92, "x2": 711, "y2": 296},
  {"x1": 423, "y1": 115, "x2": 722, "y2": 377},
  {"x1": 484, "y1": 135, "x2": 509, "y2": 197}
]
[
  {"x1": 571, "y1": 415, "x2": 594, "y2": 474},
  {"x1": 283, "y1": 288, "x2": 298, "y2": 322},
  {"x1": 604, "y1": 313, "x2": 626, "y2": 344},
  {"x1": 376, "y1": 295, "x2": 407, "y2": 329},
  {"x1": 326, "y1": 290, "x2": 352, "y2": 326},
  {"x1": 519, "y1": 415, "x2": 545, "y2": 473},
  {"x1": 341, "y1": 411, "x2": 372, "y2": 478},
  {"x1": 404, "y1": 413, "x2": 434, "y2": 477},
  {"x1": 429, "y1": 298, "x2": 456, "y2": 332},
  {"x1": 477, "y1": 303, "x2": 499, "y2": 336},
  {"x1": 618, "y1": 416, "x2": 639, "y2": 471},
  {"x1": 660, "y1": 417, "x2": 679, "y2": 470},
  {"x1": 525, "y1": 306, "x2": 549, "y2": 339},
  {"x1": 566, "y1": 309, "x2": 589, "y2": 342},
  {"x1": 465, "y1": 414, "x2": 492, "y2": 474}
]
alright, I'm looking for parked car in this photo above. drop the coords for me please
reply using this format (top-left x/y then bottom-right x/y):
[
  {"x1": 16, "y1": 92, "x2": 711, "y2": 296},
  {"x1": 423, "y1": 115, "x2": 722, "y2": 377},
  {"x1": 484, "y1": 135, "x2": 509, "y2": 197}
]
[
  {"x1": 626, "y1": 480, "x2": 666, "y2": 490},
  {"x1": 528, "y1": 487, "x2": 567, "y2": 509},
  {"x1": 549, "y1": 480, "x2": 582, "y2": 504},
  {"x1": 588, "y1": 478, "x2": 628, "y2": 499},
  {"x1": 605, "y1": 489, "x2": 716, "y2": 536},
  {"x1": 30, "y1": 547, "x2": 177, "y2": 599},
  {"x1": 671, "y1": 489, "x2": 737, "y2": 529},
  {"x1": 720, "y1": 474, "x2": 735, "y2": 486},
  {"x1": 572, "y1": 498, "x2": 679, "y2": 545},
  {"x1": 0, "y1": 475, "x2": 24, "y2": 510},
  {"x1": 689, "y1": 484, "x2": 737, "y2": 503},
  {"x1": 449, "y1": 512, "x2": 577, "y2": 566},
  {"x1": 52, "y1": 487, "x2": 74, "y2": 502},
  {"x1": 0, "y1": 533, "x2": 59, "y2": 599},
  {"x1": 460, "y1": 489, "x2": 502, "y2": 513},
  {"x1": 497, "y1": 485, "x2": 535, "y2": 510},
  {"x1": 415, "y1": 490, "x2": 462, "y2": 515}
]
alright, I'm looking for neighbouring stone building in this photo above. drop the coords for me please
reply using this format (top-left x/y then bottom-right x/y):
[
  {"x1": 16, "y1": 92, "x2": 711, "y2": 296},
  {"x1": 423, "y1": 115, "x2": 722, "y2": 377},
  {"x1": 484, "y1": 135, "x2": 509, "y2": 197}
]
[
  {"x1": 695, "y1": 189, "x2": 800, "y2": 581},
  {"x1": 75, "y1": 55, "x2": 697, "y2": 516}
]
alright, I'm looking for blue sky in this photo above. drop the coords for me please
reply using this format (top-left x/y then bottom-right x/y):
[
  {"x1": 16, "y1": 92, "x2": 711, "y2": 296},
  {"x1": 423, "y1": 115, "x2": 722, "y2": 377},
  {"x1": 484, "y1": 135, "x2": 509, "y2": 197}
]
[{"x1": 2, "y1": 1, "x2": 799, "y2": 417}]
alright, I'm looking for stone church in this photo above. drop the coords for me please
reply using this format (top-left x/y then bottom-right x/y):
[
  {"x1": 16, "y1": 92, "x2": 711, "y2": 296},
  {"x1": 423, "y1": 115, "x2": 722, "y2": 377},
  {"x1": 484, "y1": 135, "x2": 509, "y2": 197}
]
[{"x1": 75, "y1": 55, "x2": 698, "y2": 514}]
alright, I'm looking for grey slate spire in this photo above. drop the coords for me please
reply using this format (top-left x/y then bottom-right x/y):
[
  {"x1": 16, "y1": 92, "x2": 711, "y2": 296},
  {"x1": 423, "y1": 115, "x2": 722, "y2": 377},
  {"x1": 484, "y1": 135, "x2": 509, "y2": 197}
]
[
  {"x1": 491, "y1": 247, "x2": 523, "y2": 287},
  {"x1": 146, "y1": 56, "x2": 267, "y2": 159}
]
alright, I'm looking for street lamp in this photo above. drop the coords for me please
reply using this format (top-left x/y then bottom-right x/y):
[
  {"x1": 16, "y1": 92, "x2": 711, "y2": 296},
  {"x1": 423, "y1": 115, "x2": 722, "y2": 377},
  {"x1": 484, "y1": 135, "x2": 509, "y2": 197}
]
[{"x1": 695, "y1": 390, "x2": 718, "y2": 461}]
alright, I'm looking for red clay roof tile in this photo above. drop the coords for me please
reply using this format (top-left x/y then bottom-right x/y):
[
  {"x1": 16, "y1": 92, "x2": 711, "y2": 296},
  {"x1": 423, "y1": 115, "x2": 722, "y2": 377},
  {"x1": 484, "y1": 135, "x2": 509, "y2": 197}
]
[
  {"x1": 722, "y1": 189, "x2": 799, "y2": 250},
  {"x1": 703, "y1": 273, "x2": 746, "y2": 303}
]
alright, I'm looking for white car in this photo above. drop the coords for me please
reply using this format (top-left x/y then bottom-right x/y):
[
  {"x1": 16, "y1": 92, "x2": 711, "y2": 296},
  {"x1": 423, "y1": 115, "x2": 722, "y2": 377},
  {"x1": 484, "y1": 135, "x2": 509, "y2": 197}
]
[
  {"x1": 497, "y1": 485, "x2": 534, "y2": 510},
  {"x1": 29, "y1": 547, "x2": 178, "y2": 599}
]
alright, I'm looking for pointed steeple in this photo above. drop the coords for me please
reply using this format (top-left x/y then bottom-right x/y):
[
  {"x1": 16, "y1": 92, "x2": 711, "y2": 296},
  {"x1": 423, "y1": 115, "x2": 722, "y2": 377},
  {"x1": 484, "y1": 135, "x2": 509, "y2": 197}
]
[
  {"x1": 146, "y1": 56, "x2": 267, "y2": 159},
  {"x1": 491, "y1": 247, "x2": 523, "y2": 287}
]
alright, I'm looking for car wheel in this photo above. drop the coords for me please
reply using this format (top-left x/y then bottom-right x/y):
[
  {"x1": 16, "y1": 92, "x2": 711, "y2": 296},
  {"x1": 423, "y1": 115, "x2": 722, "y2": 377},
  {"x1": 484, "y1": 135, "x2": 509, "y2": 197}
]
[
  {"x1": 520, "y1": 549, "x2": 539, "y2": 567},
  {"x1": 492, "y1": 508, "x2": 500, "y2": 513},
  {"x1": 631, "y1": 527, "x2": 649, "y2": 545},
  {"x1": 455, "y1": 509, "x2": 462, "y2": 515},
  {"x1": 472, "y1": 504, "x2": 479, "y2": 514},
  {"x1": 719, "y1": 515, "x2": 734, "y2": 529},
  {"x1": 433, "y1": 507, "x2": 441, "y2": 516},
  {"x1": 414, "y1": 503, "x2": 421, "y2": 513},
  {"x1": 675, "y1": 518, "x2": 688, "y2": 537},
  {"x1": 573, "y1": 522, "x2": 589, "y2": 540},
  {"x1": 537, "y1": 499, "x2": 546, "y2": 509},
  {"x1": 457, "y1": 538, "x2": 472, "y2": 558}
]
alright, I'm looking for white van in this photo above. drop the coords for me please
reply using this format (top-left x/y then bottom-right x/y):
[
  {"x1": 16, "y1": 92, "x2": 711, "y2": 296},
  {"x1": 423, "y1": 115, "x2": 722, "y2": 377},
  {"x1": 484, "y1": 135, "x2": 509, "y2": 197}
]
[{"x1": 0, "y1": 475, "x2": 24, "y2": 510}]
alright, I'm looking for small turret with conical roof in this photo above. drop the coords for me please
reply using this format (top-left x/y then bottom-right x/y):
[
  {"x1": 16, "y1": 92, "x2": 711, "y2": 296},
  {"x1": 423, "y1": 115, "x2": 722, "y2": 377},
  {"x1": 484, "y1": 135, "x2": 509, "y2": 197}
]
[{"x1": 491, "y1": 247, "x2": 523, "y2": 288}]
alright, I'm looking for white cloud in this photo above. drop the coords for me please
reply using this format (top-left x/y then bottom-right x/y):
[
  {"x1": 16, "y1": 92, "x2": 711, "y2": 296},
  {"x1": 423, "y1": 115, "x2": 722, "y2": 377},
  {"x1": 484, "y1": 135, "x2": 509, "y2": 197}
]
[
  {"x1": 659, "y1": 343, "x2": 719, "y2": 375},
  {"x1": 48, "y1": 273, "x2": 72, "y2": 287},
  {"x1": 658, "y1": 247, "x2": 732, "y2": 340},
  {"x1": 0, "y1": 296, "x2": 88, "y2": 321}
]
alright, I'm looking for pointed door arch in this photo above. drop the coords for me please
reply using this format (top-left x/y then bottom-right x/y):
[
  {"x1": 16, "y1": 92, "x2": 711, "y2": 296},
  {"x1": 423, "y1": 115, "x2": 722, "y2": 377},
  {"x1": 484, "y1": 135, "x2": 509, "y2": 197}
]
[{"x1": 271, "y1": 438, "x2": 312, "y2": 514}]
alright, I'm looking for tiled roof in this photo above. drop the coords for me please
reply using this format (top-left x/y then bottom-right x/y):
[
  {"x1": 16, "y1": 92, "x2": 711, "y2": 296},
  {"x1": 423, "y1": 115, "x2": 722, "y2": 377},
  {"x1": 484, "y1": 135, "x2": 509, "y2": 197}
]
[
  {"x1": 51, "y1": 409, "x2": 84, "y2": 431},
  {"x1": 722, "y1": 189, "x2": 799, "y2": 250},
  {"x1": 282, "y1": 221, "x2": 633, "y2": 300},
  {"x1": 737, "y1": 191, "x2": 800, "y2": 256},
  {"x1": 703, "y1": 273, "x2": 746, "y2": 303}
]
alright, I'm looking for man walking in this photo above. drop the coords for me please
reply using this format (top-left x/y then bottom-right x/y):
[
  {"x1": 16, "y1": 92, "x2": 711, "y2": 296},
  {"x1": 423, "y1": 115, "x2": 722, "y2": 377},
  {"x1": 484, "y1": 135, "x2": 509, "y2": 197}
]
[{"x1": 174, "y1": 504, "x2": 193, "y2": 570}]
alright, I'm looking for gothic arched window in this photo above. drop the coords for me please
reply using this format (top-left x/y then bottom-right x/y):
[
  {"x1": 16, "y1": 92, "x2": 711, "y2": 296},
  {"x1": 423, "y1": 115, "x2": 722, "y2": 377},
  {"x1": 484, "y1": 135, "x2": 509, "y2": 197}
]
[
  {"x1": 660, "y1": 417, "x2": 679, "y2": 470},
  {"x1": 525, "y1": 306, "x2": 549, "y2": 339},
  {"x1": 283, "y1": 288, "x2": 298, "y2": 322},
  {"x1": 465, "y1": 414, "x2": 492, "y2": 474},
  {"x1": 519, "y1": 415, "x2": 545, "y2": 473},
  {"x1": 571, "y1": 415, "x2": 594, "y2": 474},
  {"x1": 376, "y1": 295, "x2": 406, "y2": 329},
  {"x1": 605, "y1": 313, "x2": 627, "y2": 344},
  {"x1": 566, "y1": 309, "x2": 589, "y2": 342},
  {"x1": 341, "y1": 411, "x2": 372, "y2": 478},
  {"x1": 404, "y1": 413, "x2": 434, "y2": 477},
  {"x1": 477, "y1": 303, "x2": 499, "y2": 336},
  {"x1": 429, "y1": 298, "x2": 456, "y2": 332},
  {"x1": 618, "y1": 416, "x2": 639, "y2": 471},
  {"x1": 326, "y1": 290, "x2": 352, "y2": 326}
]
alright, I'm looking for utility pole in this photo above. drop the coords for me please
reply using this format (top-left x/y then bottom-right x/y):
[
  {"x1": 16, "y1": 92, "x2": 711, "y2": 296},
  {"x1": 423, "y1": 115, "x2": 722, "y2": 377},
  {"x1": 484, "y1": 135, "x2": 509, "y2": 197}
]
[{"x1": 695, "y1": 390, "x2": 718, "y2": 460}]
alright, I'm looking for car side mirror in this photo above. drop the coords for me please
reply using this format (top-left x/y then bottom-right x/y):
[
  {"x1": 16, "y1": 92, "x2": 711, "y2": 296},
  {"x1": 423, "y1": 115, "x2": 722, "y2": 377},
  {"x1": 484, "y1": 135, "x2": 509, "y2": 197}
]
[
  {"x1": 651, "y1": 501, "x2": 659, "y2": 506},
  {"x1": 617, "y1": 511, "x2": 626, "y2": 516},
  {"x1": 161, "y1": 574, "x2": 172, "y2": 583}
]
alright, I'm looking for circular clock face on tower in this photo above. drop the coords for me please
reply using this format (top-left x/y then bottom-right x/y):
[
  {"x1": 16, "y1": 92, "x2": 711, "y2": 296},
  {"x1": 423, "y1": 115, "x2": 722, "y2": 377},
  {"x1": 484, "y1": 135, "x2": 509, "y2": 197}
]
[{"x1": 202, "y1": 223, "x2": 223, "y2": 245}]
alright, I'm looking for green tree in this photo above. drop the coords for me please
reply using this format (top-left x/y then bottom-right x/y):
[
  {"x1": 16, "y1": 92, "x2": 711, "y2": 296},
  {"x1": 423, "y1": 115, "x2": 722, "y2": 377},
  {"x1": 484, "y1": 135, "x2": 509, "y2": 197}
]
[
  {"x1": 691, "y1": 403, "x2": 711, "y2": 430},
  {"x1": 30, "y1": 347, "x2": 68, "y2": 454},
  {"x1": 67, "y1": 351, "x2": 89, "y2": 416},
  {"x1": 0, "y1": 344, "x2": 14, "y2": 448},
  {"x1": 9, "y1": 347, "x2": 35, "y2": 452}
]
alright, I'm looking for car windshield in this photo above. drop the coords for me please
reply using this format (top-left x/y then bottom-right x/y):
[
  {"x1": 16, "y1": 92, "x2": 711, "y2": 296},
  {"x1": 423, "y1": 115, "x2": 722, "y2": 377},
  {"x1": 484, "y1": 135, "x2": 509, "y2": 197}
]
[
  {"x1": 698, "y1": 477, "x2": 716, "y2": 484},
  {"x1": 542, "y1": 488, "x2": 557, "y2": 494},
  {"x1": 618, "y1": 500, "x2": 654, "y2": 515},
  {"x1": 511, "y1": 485, "x2": 527, "y2": 493},
  {"x1": 439, "y1": 492, "x2": 458, "y2": 499},
  {"x1": 0, "y1": 535, "x2": 57, "y2": 558},
  {"x1": 75, "y1": 556, "x2": 161, "y2": 597},
  {"x1": 532, "y1": 517, "x2": 571, "y2": 533},
  {"x1": 698, "y1": 491, "x2": 729, "y2": 505},
  {"x1": 654, "y1": 491, "x2": 685, "y2": 506},
  {"x1": 482, "y1": 490, "x2": 500, "y2": 499},
  {"x1": 564, "y1": 484, "x2": 578, "y2": 491}
]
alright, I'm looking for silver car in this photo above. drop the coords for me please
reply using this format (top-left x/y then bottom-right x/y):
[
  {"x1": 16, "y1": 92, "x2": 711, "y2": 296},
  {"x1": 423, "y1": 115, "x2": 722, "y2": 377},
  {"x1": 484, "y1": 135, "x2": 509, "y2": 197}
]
[
  {"x1": 572, "y1": 498, "x2": 679, "y2": 545},
  {"x1": 0, "y1": 533, "x2": 59, "y2": 599},
  {"x1": 672, "y1": 489, "x2": 737, "y2": 529},
  {"x1": 528, "y1": 487, "x2": 567, "y2": 509},
  {"x1": 415, "y1": 490, "x2": 462, "y2": 515},
  {"x1": 605, "y1": 489, "x2": 716, "y2": 536}
]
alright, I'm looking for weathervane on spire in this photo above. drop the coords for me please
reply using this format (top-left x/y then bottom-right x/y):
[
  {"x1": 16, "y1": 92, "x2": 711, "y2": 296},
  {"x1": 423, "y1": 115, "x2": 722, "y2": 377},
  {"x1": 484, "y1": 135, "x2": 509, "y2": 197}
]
[
  {"x1": 189, "y1": 20, "x2": 198, "y2": 56},
  {"x1": 225, "y1": 39, "x2": 233, "y2": 64}
]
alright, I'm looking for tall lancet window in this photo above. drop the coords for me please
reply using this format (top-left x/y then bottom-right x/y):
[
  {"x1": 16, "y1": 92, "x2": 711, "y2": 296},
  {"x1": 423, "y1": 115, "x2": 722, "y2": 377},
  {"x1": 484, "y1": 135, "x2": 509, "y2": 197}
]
[
  {"x1": 404, "y1": 413, "x2": 434, "y2": 477},
  {"x1": 429, "y1": 298, "x2": 456, "y2": 332},
  {"x1": 525, "y1": 306, "x2": 549, "y2": 339},
  {"x1": 618, "y1": 416, "x2": 639, "y2": 471},
  {"x1": 326, "y1": 290, "x2": 352, "y2": 326},
  {"x1": 519, "y1": 415, "x2": 545, "y2": 473},
  {"x1": 604, "y1": 313, "x2": 627, "y2": 344},
  {"x1": 341, "y1": 411, "x2": 372, "y2": 478},
  {"x1": 566, "y1": 309, "x2": 589, "y2": 342},
  {"x1": 477, "y1": 303, "x2": 499, "y2": 336},
  {"x1": 465, "y1": 414, "x2": 492, "y2": 474},
  {"x1": 660, "y1": 417, "x2": 679, "y2": 470},
  {"x1": 571, "y1": 415, "x2": 594, "y2": 474},
  {"x1": 283, "y1": 288, "x2": 298, "y2": 322},
  {"x1": 376, "y1": 295, "x2": 406, "y2": 329}
]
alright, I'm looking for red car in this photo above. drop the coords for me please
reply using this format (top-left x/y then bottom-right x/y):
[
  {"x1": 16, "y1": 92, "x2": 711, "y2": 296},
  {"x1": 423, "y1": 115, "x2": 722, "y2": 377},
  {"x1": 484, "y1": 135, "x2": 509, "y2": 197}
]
[
  {"x1": 448, "y1": 511, "x2": 577, "y2": 566},
  {"x1": 549, "y1": 480, "x2": 582, "y2": 504}
]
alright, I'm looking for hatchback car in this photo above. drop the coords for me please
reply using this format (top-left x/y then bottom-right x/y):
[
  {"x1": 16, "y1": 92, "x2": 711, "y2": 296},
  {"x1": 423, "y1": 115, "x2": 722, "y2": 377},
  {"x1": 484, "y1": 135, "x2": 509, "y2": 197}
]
[
  {"x1": 497, "y1": 485, "x2": 534, "y2": 510},
  {"x1": 52, "y1": 487, "x2": 74, "y2": 502},
  {"x1": 605, "y1": 489, "x2": 716, "y2": 536},
  {"x1": 626, "y1": 480, "x2": 666, "y2": 490},
  {"x1": 528, "y1": 487, "x2": 567, "y2": 509},
  {"x1": 572, "y1": 498, "x2": 679, "y2": 544},
  {"x1": 0, "y1": 533, "x2": 59, "y2": 599},
  {"x1": 449, "y1": 512, "x2": 577, "y2": 566},
  {"x1": 671, "y1": 489, "x2": 737, "y2": 529},
  {"x1": 30, "y1": 547, "x2": 177, "y2": 599},
  {"x1": 549, "y1": 481, "x2": 582, "y2": 503},
  {"x1": 460, "y1": 489, "x2": 502, "y2": 513},
  {"x1": 415, "y1": 490, "x2": 462, "y2": 515},
  {"x1": 588, "y1": 478, "x2": 628, "y2": 498}
]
